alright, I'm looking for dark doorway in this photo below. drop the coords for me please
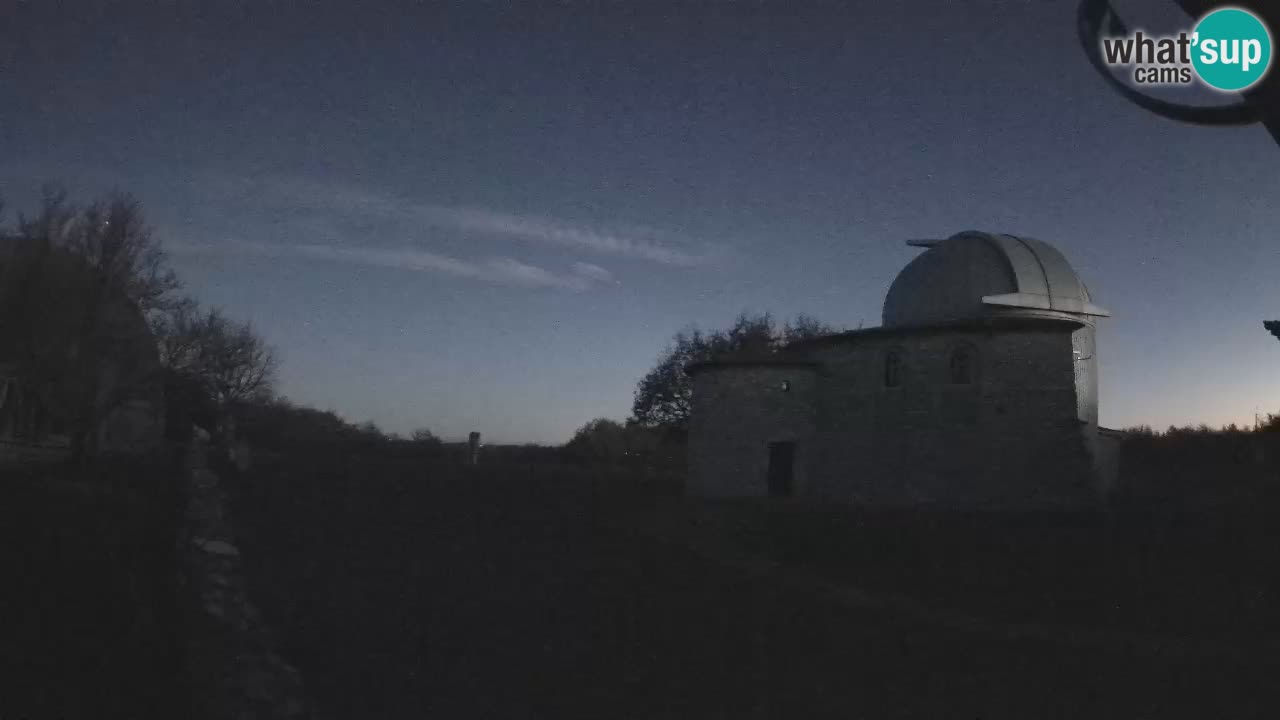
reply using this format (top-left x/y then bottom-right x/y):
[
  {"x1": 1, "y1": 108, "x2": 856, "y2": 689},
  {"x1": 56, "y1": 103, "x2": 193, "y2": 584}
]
[{"x1": 767, "y1": 441, "x2": 796, "y2": 498}]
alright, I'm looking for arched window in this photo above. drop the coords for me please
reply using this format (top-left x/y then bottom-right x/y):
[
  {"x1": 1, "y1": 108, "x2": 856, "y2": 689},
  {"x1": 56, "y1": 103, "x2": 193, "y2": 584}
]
[
  {"x1": 884, "y1": 350, "x2": 902, "y2": 388},
  {"x1": 949, "y1": 346, "x2": 974, "y2": 385}
]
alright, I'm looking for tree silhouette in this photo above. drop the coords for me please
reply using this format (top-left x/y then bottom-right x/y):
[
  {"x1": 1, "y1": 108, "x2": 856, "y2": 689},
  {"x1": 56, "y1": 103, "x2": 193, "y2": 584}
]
[
  {"x1": 411, "y1": 428, "x2": 441, "y2": 445},
  {"x1": 631, "y1": 313, "x2": 836, "y2": 434},
  {"x1": 566, "y1": 418, "x2": 629, "y2": 459},
  {"x1": 566, "y1": 417, "x2": 666, "y2": 462},
  {"x1": 1, "y1": 188, "x2": 181, "y2": 459},
  {"x1": 156, "y1": 300, "x2": 277, "y2": 408},
  {"x1": 1266, "y1": 321, "x2": 1280, "y2": 341}
]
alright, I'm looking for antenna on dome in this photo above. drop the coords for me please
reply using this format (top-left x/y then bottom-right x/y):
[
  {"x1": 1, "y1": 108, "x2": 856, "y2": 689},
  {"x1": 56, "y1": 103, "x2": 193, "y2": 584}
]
[{"x1": 905, "y1": 238, "x2": 942, "y2": 248}]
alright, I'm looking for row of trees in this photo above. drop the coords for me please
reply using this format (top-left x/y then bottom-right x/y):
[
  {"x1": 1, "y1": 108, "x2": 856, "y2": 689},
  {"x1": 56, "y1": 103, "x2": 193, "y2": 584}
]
[
  {"x1": 564, "y1": 418, "x2": 663, "y2": 461},
  {"x1": 230, "y1": 396, "x2": 450, "y2": 459},
  {"x1": 0, "y1": 188, "x2": 277, "y2": 459}
]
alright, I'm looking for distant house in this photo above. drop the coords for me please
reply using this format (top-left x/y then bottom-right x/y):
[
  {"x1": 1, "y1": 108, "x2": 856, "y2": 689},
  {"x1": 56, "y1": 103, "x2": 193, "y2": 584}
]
[
  {"x1": 687, "y1": 231, "x2": 1120, "y2": 510},
  {"x1": 0, "y1": 236, "x2": 165, "y2": 462}
]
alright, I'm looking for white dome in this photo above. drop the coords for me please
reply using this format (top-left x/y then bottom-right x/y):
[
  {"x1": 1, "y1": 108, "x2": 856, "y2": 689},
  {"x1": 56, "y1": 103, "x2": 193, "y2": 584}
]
[{"x1": 882, "y1": 231, "x2": 1109, "y2": 328}]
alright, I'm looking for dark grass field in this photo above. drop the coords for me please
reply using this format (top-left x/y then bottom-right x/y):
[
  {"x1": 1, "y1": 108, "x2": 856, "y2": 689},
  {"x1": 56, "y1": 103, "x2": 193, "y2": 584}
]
[
  {"x1": 0, "y1": 459, "x2": 188, "y2": 719},
  {"x1": 232, "y1": 455, "x2": 1279, "y2": 719},
  {"x1": 711, "y1": 500, "x2": 1280, "y2": 641}
]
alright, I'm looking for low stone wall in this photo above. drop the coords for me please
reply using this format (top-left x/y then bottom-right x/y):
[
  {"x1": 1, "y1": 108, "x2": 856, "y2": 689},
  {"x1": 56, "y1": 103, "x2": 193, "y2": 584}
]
[{"x1": 178, "y1": 442, "x2": 312, "y2": 719}]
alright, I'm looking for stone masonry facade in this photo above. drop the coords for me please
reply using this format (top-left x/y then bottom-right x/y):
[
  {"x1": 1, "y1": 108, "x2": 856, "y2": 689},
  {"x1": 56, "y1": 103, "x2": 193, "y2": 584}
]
[{"x1": 688, "y1": 321, "x2": 1103, "y2": 510}]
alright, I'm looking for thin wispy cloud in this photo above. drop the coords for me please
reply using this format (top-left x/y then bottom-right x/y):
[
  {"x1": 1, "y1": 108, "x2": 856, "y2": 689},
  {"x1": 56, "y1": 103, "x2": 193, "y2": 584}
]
[
  {"x1": 224, "y1": 174, "x2": 719, "y2": 267},
  {"x1": 169, "y1": 173, "x2": 715, "y2": 290},
  {"x1": 170, "y1": 238, "x2": 616, "y2": 291},
  {"x1": 437, "y1": 206, "x2": 710, "y2": 267},
  {"x1": 570, "y1": 261, "x2": 614, "y2": 284}
]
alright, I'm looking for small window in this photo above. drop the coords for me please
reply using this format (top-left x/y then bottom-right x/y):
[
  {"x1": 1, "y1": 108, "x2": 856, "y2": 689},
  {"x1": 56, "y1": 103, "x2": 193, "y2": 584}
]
[
  {"x1": 884, "y1": 350, "x2": 902, "y2": 388},
  {"x1": 949, "y1": 347, "x2": 974, "y2": 385}
]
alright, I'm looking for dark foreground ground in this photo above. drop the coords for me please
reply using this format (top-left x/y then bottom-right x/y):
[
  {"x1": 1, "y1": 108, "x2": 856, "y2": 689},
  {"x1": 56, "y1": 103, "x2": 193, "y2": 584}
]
[
  {"x1": 0, "y1": 460, "x2": 187, "y2": 719},
  {"x1": 233, "y1": 456, "x2": 1279, "y2": 720},
  {"x1": 718, "y1": 501, "x2": 1280, "y2": 641}
]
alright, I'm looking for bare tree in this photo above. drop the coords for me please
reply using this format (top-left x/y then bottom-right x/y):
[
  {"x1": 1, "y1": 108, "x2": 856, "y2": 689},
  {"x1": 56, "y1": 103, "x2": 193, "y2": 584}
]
[
  {"x1": 153, "y1": 296, "x2": 202, "y2": 371},
  {"x1": 158, "y1": 302, "x2": 277, "y2": 407},
  {"x1": 2, "y1": 188, "x2": 181, "y2": 459},
  {"x1": 196, "y1": 312, "x2": 276, "y2": 407}
]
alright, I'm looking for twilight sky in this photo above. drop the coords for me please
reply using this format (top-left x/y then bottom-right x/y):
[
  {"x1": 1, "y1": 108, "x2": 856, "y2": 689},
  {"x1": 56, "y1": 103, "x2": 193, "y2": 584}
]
[{"x1": 2, "y1": 0, "x2": 1278, "y2": 443}]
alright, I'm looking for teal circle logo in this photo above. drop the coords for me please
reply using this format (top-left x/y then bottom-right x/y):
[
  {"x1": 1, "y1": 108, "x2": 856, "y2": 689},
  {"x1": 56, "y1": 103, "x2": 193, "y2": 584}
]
[{"x1": 1191, "y1": 7, "x2": 1272, "y2": 91}]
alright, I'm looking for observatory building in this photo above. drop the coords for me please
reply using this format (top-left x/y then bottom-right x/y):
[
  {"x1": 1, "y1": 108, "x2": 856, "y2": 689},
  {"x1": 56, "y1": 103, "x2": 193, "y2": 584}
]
[{"x1": 687, "y1": 231, "x2": 1119, "y2": 510}]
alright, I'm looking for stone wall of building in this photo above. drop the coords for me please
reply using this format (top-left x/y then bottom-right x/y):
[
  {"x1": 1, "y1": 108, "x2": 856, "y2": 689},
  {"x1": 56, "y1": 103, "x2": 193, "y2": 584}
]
[
  {"x1": 1071, "y1": 325, "x2": 1100, "y2": 427},
  {"x1": 688, "y1": 364, "x2": 817, "y2": 497},
  {"x1": 688, "y1": 323, "x2": 1101, "y2": 510},
  {"x1": 805, "y1": 326, "x2": 1096, "y2": 509}
]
